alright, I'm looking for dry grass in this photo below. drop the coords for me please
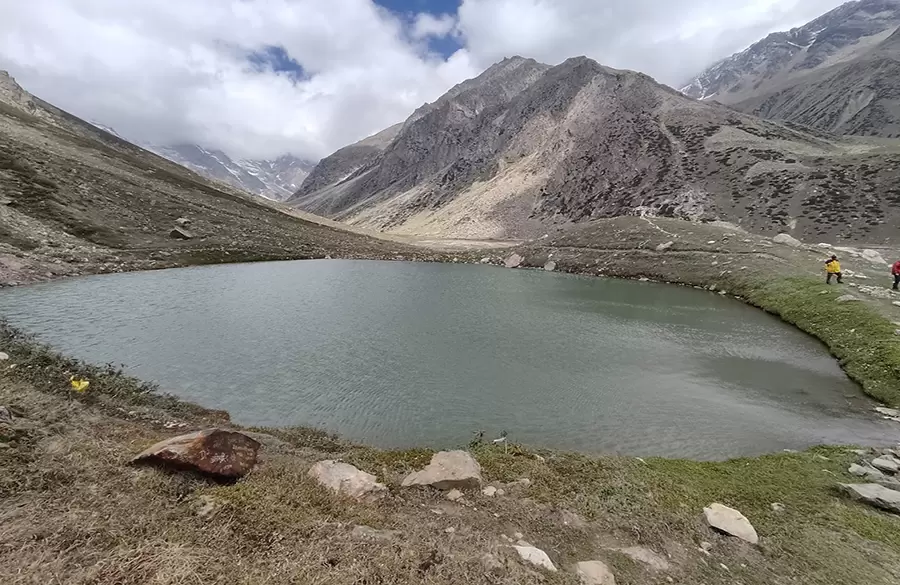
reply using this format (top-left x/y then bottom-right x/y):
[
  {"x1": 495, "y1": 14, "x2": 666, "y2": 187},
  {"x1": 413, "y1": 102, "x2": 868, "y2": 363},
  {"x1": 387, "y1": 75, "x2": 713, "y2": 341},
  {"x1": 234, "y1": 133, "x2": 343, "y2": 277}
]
[{"x1": 2, "y1": 373, "x2": 898, "y2": 585}]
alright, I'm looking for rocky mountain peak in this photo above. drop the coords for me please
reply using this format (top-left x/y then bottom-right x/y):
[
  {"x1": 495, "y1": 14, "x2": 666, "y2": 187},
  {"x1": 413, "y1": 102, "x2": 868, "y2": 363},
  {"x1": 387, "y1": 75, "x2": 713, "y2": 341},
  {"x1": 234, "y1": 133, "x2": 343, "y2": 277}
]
[
  {"x1": 682, "y1": 0, "x2": 900, "y2": 103},
  {"x1": 0, "y1": 70, "x2": 39, "y2": 115}
]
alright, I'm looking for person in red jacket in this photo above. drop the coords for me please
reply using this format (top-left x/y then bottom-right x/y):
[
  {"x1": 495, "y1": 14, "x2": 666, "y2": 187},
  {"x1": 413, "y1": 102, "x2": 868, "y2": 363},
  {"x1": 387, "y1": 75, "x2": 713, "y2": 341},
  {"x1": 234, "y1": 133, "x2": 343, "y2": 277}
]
[{"x1": 893, "y1": 259, "x2": 900, "y2": 291}]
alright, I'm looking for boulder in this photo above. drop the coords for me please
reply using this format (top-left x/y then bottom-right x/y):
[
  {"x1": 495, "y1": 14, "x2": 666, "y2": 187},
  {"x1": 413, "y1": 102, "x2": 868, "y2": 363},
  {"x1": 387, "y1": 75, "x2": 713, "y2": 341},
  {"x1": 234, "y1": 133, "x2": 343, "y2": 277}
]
[
  {"x1": 308, "y1": 460, "x2": 387, "y2": 501},
  {"x1": 703, "y1": 503, "x2": 758, "y2": 544},
  {"x1": 656, "y1": 241, "x2": 674, "y2": 252},
  {"x1": 132, "y1": 429, "x2": 260, "y2": 479},
  {"x1": 0, "y1": 352, "x2": 8, "y2": 361},
  {"x1": 512, "y1": 545, "x2": 556, "y2": 572},
  {"x1": 169, "y1": 227, "x2": 194, "y2": 240},
  {"x1": 574, "y1": 560, "x2": 615, "y2": 584},
  {"x1": 543, "y1": 261, "x2": 557, "y2": 272},
  {"x1": 862, "y1": 249, "x2": 888, "y2": 265},
  {"x1": 504, "y1": 253, "x2": 524, "y2": 268},
  {"x1": 773, "y1": 233, "x2": 802, "y2": 247},
  {"x1": 872, "y1": 456, "x2": 900, "y2": 474},
  {"x1": 838, "y1": 483, "x2": 900, "y2": 514},
  {"x1": 402, "y1": 450, "x2": 482, "y2": 490},
  {"x1": 836, "y1": 295, "x2": 860, "y2": 303},
  {"x1": 849, "y1": 464, "x2": 885, "y2": 482}
]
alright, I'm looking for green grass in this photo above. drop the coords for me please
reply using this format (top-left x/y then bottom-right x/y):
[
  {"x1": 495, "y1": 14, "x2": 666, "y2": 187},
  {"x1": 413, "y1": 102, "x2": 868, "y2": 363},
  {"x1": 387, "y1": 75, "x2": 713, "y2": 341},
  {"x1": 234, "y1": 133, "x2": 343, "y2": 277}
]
[
  {"x1": 0, "y1": 321, "x2": 223, "y2": 420},
  {"x1": 737, "y1": 278, "x2": 900, "y2": 406}
]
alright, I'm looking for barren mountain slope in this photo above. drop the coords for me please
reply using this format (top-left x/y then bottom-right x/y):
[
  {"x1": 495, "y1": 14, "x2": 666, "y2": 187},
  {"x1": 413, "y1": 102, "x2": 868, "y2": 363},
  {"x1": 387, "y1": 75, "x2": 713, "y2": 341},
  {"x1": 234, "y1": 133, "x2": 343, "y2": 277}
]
[
  {"x1": 292, "y1": 56, "x2": 900, "y2": 244},
  {"x1": 0, "y1": 72, "x2": 428, "y2": 285},
  {"x1": 681, "y1": 0, "x2": 900, "y2": 105},
  {"x1": 733, "y1": 26, "x2": 900, "y2": 138}
]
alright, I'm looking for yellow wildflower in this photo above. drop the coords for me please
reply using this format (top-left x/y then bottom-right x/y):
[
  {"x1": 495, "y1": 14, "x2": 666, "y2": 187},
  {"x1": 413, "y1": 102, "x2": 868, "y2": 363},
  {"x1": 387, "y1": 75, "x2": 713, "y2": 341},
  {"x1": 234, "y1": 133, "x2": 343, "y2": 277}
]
[{"x1": 69, "y1": 376, "x2": 90, "y2": 393}]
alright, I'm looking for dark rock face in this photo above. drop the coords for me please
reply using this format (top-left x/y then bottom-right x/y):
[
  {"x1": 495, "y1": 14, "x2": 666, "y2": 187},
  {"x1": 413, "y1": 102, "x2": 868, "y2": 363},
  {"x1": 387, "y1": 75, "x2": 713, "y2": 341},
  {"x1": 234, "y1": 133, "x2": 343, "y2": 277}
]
[
  {"x1": 132, "y1": 429, "x2": 261, "y2": 479},
  {"x1": 290, "y1": 55, "x2": 900, "y2": 244}
]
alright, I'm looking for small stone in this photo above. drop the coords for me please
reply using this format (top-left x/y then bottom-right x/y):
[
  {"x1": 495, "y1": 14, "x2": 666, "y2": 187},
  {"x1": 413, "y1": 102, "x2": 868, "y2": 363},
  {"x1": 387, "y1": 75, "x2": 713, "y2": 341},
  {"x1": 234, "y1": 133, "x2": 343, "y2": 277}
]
[
  {"x1": 308, "y1": 460, "x2": 387, "y2": 501},
  {"x1": 0, "y1": 406, "x2": 11, "y2": 423},
  {"x1": 875, "y1": 407, "x2": 900, "y2": 418},
  {"x1": 444, "y1": 527, "x2": 456, "y2": 534},
  {"x1": 175, "y1": 217, "x2": 192, "y2": 226},
  {"x1": 770, "y1": 502, "x2": 785, "y2": 513},
  {"x1": 512, "y1": 545, "x2": 557, "y2": 572},
  {"x1": 656, "y1": 241, "x2": 674, "y2": 252},
  {"x1": 699, "y1": 542, "x2": 713, "y2": 554},
  {"x1": 351, "y1": 525, "x2": 401, "y2": 541},
  {"x1": 131, "y1": 429, "x2": 259, "y2": 479},
  {"x1": 872, "y1": 456, "x2": 900, "y2": 474},
  {"x1": 169, "y1": 227, "x2": 194, "y2": 240},
  {"x1": 445, "y1": 489, "x2": 463, "y2": 501},
  {"x1": 504, "y1": 253, "x2": 524, "y2": 268},
  {"x1": 574, "y1": 560, "x2": 615, "y2": 584},
  {"x1": 482, "y1": 486, "x2": 498, "y2": 497},
  {"x1": 836, "y1": 295, "x2": 860, "y2": 303},
  {"x1": 543, "y1": 261, "x2": 557, "y2": 271},
  {"x1": 892, "y1": 301, "x2": 900, "y2": 307},
  {"x1": 480, "y1": 257, "x2": 491, "y2": 264},
  {"x1": 402, "y1": 450, "x2": 483, "y2": 490},
  {"x1": 496, "y1": 488, "x2": 506, "y2": 496},
  {"x1": 0, "y1": 352, "x2": 8, "y2": 361},
  {"x1": 430, "y1": 508, "x2": 444, "y2": 515},
  {"x1": 838, "y1": 483, "x2": 900, "y2": 514},
  {"x1": 704, "y1": 503, "x2": 758, "y2": 544},
  {"x1": 513, "y1": 532, "x2": 524, "y2": 540}
]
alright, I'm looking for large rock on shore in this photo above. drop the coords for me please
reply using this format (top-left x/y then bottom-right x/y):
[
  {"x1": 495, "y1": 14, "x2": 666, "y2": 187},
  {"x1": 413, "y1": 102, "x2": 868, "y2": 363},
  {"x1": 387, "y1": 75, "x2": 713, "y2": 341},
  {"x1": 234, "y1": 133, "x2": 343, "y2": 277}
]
[
  {"x1": 703, "y1": 503, "x2": 758, "y2": 544},
  {"x1": 308, "y1": 460, "x2": 387, "y2": 501},
  {"x1": 132, "y1": 429, "x2": 260, "y2": 479},
  {"x1": 839, "y1": 483, "x2": 900, "y2": 514},
  {"x1": 402, "y1": 450, "x2": 483, "y2": 490}
]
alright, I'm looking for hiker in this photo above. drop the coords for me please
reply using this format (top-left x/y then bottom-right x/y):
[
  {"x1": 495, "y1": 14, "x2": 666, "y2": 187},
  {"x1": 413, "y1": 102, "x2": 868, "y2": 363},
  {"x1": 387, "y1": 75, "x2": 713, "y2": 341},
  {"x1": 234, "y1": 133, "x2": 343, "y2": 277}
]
[
  {"x1": 893, "y1": 259, "x2": 900, "y2": 291},
  {"x1": 825, "y1": 255, "x2": 842, "y2": 284}
]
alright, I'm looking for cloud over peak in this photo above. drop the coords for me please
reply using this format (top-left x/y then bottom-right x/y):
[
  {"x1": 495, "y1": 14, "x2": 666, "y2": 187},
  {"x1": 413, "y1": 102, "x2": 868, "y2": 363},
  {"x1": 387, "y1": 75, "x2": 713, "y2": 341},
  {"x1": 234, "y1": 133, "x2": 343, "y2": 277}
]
[{"x1": 0, "y1": 0, "x2": 847, "y2": 160}]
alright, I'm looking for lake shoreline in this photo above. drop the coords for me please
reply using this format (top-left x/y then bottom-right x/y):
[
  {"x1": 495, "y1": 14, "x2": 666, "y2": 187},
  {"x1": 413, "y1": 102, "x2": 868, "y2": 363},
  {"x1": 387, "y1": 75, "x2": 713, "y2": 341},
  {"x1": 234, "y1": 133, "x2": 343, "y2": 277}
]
[
  {"x1": 2, "y1": 317, "x2": 900, "y2": 583},
  {"x1": 2, "y1": 216, "x2": 900, "y2": 582}
]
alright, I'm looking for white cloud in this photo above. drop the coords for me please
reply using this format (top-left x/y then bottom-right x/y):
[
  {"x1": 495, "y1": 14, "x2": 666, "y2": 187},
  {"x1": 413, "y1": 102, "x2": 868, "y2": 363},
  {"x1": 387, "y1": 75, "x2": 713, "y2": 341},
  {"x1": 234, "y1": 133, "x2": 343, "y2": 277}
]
[
  {"x1": 0, "y1": 0, "x2": 476, "y2": 160},
  {"x1": 0, "y1": 0, "x2": 851, "y2": 161},
  {"x1": 456, "y1": 0, "x2": 849, "y2": 85},
  {"x1": 412, "y1": 13, "x2": 458, "y2": 39}
]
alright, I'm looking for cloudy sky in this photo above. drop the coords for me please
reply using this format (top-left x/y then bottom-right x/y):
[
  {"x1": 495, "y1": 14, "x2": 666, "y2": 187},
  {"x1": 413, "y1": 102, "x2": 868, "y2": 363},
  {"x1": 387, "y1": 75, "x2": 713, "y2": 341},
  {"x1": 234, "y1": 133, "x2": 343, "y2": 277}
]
[{"x1": 0, "y1": 0, "x2": 848, "y2": 161}]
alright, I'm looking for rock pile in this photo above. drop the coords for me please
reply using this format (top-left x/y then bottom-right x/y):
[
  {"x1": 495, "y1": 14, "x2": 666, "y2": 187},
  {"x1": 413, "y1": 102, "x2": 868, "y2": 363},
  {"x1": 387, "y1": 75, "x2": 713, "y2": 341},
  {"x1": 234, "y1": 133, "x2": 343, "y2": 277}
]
[{"x1": 841, "y1": 448, "x2": 900, "y2": 514}]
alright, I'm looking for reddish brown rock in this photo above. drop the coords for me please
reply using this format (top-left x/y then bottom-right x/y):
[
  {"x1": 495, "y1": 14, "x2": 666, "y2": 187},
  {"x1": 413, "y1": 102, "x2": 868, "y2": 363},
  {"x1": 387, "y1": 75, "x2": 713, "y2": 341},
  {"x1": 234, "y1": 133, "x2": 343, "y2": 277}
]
[{"x1": 132, "y1": 429, "x2": 260, "y2": 479}]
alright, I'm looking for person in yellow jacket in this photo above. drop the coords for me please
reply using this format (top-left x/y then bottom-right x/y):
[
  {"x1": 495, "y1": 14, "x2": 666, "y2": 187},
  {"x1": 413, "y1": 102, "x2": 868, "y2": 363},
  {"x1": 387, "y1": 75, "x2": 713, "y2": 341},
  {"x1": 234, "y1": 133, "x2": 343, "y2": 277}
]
[{"x1": 825, "y1": 255, "x2": 842, "y2": 284}]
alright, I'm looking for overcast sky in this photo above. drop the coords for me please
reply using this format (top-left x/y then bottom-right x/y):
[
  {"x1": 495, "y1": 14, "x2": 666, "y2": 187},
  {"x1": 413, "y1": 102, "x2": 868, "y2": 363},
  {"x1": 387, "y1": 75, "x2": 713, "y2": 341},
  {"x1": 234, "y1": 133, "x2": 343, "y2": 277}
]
[{"x1": 0, "y1": 0, "x2": 849, "y2": 161}]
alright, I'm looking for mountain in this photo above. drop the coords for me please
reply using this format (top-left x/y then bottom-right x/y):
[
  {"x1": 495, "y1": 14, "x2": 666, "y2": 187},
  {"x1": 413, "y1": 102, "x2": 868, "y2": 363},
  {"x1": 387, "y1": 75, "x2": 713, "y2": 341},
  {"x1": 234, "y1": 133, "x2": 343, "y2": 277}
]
[
  {"x1": 289, "y1": 56, "x2": 900, "y2": 244},
  {"x1": 147, "y1": 145, "x2": 316, "y2": 202},
  {"x1": 681, "y1": 0, "x2": 900, "y2": 137},
  {"x1": 0, "y1": 70, "x2": 418, "y2": 284}
]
